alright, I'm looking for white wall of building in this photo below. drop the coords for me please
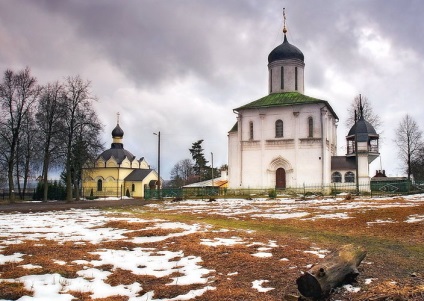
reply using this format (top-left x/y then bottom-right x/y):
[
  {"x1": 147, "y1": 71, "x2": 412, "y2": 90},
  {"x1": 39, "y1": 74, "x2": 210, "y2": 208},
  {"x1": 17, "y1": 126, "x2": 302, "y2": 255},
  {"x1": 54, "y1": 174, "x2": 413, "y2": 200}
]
[{"x1": 228, "y1": 103, "x2": 338, "y2": 189}]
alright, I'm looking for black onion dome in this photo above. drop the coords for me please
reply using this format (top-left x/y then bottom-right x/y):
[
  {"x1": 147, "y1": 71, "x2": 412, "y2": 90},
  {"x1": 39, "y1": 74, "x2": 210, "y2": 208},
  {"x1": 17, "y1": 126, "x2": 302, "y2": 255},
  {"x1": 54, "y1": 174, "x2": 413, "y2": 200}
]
[
  {"x1": 268, "y1": 35, "x2": 304, "y2": 63},
  {"x1": 348, "y1": 117, "x2": 378, "y2": 142},
  {"x1": 112, "y1": 124, "x2": 124, "y2": 138},
  {"x1": 97, "y1": 123, "x2": 136, "y2": 163},
  {"x1": 98, "y1": 148, "x2": 136, "y2": 164}
]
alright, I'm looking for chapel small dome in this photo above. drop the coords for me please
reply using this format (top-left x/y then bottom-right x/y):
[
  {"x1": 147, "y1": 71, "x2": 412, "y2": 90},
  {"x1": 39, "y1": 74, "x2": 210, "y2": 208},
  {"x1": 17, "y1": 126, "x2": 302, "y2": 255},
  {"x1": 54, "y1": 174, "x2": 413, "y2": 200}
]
[
  {"x1": 268, "y1": 35, "x2": 304, "y2": 63},
  {"x1": 112, "y1": 124, "x2": 124, "y2": 138},
  {"x1": 347, "y1": 116, "x2": 378, "y2": 142}
]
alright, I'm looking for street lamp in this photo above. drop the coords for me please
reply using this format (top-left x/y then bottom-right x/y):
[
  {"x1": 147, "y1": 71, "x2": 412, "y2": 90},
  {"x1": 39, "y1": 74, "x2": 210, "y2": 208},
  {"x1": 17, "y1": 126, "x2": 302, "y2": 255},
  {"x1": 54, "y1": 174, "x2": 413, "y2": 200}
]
[
  {"x1": 153, "y1": 131, "x2": 161, "y2": 196},
  {"x1": 211, "y1": 152, "x2": 214, "y2": 188}
]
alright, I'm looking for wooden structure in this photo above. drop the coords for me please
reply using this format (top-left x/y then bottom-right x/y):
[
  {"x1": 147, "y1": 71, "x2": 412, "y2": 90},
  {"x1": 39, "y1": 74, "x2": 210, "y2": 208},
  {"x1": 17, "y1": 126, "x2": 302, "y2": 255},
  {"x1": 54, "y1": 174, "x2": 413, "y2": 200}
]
[{"x1": 296, "y1": 244, "x2": 367, "y2": 298}]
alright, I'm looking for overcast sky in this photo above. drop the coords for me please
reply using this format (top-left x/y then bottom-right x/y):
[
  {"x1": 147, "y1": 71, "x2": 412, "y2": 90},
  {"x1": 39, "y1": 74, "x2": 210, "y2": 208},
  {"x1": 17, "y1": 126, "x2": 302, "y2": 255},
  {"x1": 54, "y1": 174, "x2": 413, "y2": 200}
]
[{"x1": 1, "y1": 0, "x2": 423, "y2": 179}]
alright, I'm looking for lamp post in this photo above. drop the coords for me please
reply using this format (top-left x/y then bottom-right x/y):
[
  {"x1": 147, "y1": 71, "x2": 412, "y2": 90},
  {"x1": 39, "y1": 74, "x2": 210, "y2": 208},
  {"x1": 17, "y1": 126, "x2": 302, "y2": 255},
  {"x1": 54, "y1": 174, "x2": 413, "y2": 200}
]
[
  {"x1": 153, "y1": 131, "x2": 161, "y2": 198},
  {"x1": 211, "y1": 152, "x2": 214, "y2": 188}
]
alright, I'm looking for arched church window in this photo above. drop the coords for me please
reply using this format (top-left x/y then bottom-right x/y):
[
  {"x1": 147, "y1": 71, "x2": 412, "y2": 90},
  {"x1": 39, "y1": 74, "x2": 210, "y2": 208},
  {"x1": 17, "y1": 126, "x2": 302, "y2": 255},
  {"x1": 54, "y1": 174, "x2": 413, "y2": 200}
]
[
  {"x1": 249, "y1": 121, "x2": 254, "y2": 140},
  {"x1": 308, "y1": 117, "x2": 313, "y2": 137},
  {"x1": 345, "y1": 172, "x2": 355, "y2": 183},
  {"x1": 132, "y1": 183, "x2": 135, "y2": 192},
  {"x1": 280, "y1": 66, "x2": 284, "y2": 89},
  {"x1": 97, "y1": 179, "x2": 103, "y2": 191},
  {"x1": 295, "y1": 67, "x2": 298, "y2": 90},
  {"x1": 331, "y1": 172, "x2": 342, "y2": 183},
  {"x1": 269, "y1": 69, "x2": 272, "y2": 93},
  {"x1": 275, "y1": 120, "x2": 284, "y2": 137}
]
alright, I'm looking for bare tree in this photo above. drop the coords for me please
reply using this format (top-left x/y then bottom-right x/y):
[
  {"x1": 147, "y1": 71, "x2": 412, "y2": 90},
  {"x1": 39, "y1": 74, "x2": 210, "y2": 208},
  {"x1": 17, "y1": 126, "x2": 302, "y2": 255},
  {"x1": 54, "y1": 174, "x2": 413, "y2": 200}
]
[
  {"x1": 345, "y1": 94, "x2": 382, "y2": 133},
  {"x1": 411, "y1": 146, "x2": 424, "y2": 181},
  {"x1": 170, "y1": 158, "x2": 195, "y2": 187},
  {"x1": 394, "y1": 114, "x2": 423, "y2": 180},
  {"x1": 0, "y1": 68, "x2": 41, "y2": 203},
  {"x1": 36, "y1": 81, "x2": 66, "y2": 202},
  {"x1": 15, "y1": 108, "x2": 38, "y2": 199},
  {"x1": 61, "y1": 76, "x2": 103, "y2": 202}
]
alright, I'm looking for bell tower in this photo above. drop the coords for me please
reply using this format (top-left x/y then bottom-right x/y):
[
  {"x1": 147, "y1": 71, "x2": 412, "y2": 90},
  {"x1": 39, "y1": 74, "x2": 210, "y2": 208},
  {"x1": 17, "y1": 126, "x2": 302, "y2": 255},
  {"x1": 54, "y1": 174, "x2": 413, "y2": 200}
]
[{"x1": 346, "y1": 96, "x2": 380, "y2": 186}]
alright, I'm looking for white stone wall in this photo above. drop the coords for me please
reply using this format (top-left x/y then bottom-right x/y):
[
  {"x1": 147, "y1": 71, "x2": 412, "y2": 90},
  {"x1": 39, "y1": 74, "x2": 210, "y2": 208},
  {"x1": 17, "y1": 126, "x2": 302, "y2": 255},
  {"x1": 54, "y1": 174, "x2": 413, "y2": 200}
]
[
  {"x1": 228, "y1": 103, "x2": 338, "y2": 189},
  {"x1": 268, "y1": 59, "x2": 305, "y2": 94}
]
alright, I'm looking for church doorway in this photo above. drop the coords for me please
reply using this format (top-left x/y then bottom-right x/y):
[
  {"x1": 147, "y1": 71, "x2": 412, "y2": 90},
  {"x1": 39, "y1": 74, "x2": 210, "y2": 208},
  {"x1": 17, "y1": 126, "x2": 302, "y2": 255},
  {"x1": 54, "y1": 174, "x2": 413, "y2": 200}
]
[{"x1": 276, "y1": 168, "x2": 286, "y2": 189}]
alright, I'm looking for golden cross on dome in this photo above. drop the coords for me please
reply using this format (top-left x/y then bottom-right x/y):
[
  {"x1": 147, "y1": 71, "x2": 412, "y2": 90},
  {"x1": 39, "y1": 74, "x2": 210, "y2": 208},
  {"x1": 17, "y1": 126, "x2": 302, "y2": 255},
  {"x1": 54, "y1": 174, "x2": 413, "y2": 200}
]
[
  {"x1": 283, "y1": 8, "x2": 287, "y2": 34},
  {"x1": 117, "y1": 112, "x2": 120, "y2": 125}
]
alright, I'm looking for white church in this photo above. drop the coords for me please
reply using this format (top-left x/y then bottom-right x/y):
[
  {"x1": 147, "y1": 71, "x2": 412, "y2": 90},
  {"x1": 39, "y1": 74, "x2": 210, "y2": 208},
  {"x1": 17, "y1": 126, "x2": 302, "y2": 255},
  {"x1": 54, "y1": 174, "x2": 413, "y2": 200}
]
[{"x1": 227, "y1": 16, "x2": 379, "y2": 191}]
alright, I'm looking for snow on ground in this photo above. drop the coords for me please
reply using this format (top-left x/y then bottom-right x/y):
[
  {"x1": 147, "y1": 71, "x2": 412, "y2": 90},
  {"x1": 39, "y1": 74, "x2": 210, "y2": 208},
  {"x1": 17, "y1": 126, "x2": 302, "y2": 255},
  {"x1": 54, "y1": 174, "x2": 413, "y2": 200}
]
[
  {"x1": 0, "y1": 210, "x2": 215, "y2": 301},
  {"x1": 147, "y1": 194, "x2": 424, "y2": 223},
  {"x1": 252, "y1": 279, "x2": 275, "y2": 292},
  {"x1": 0, "y1": 194, "x2": 423, "y2": 300}
]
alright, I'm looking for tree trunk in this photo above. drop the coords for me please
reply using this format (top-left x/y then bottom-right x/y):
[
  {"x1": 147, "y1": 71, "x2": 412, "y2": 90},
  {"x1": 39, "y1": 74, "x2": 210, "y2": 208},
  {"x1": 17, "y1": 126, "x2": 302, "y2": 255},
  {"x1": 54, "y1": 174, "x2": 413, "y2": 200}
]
[
  {"x1": 7, "y1": 162, "x2": 14, "y2": 203},
  {"x1": 42, "y1": 151, "x2": 50, "y2": 202},
  {"x1": 296, "y1": 244, "x2": 367, "y2": 299}
]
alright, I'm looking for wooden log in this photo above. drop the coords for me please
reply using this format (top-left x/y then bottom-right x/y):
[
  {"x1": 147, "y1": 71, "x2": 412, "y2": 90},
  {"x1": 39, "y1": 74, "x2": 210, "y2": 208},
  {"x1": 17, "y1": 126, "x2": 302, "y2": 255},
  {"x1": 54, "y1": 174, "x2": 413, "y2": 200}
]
[{"x1": 296, "y1": 244, "x2": 367, "y2": 299}]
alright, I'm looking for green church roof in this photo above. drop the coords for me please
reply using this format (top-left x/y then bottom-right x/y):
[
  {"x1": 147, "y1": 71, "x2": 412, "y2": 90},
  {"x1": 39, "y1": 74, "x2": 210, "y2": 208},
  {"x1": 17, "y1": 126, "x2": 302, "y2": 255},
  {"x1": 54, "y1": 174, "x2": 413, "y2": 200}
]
[{"x1": 234, "y1": 92, "x2": 338, "y2": 120}]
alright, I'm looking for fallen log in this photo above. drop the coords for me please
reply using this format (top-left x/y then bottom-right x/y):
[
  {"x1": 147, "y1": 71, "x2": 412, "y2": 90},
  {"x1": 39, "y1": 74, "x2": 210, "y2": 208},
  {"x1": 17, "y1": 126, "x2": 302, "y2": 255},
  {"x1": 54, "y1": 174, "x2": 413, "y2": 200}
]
[{"x1": 296, "y1": 244, "x2": 367, "y2": 299}]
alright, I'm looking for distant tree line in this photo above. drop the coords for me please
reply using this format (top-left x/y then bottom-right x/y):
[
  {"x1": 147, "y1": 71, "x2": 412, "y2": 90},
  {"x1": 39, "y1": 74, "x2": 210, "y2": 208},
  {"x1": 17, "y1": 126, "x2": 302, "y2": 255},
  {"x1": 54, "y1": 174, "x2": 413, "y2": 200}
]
[
  {"x1": 0, "y1": 67, "x2": 103, "y2": 203},
  {"x1": 169, "y1": 139, "x2": 225, "y2": 188}
]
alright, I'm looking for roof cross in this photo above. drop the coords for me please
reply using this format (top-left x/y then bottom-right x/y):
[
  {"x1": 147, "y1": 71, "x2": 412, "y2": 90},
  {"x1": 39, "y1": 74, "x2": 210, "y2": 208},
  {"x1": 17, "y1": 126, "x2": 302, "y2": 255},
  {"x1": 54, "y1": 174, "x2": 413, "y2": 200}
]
[
  {"x1": 283, "y1": 8, "x2": 287, "y2": 34},
  {"x1": 117, "y1": 112, "x2": 120, "y2": 125}
]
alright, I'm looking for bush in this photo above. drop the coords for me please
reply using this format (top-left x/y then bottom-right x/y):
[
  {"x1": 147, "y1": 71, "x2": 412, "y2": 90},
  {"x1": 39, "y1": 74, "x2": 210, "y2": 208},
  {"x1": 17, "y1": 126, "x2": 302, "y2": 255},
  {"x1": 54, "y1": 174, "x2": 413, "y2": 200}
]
[
  {"x1": 268, "y1": 189, "x2": 277, "y2": 199},
  {"x1": 33, "y1": 181, "x2": 66, "y2": 201}
]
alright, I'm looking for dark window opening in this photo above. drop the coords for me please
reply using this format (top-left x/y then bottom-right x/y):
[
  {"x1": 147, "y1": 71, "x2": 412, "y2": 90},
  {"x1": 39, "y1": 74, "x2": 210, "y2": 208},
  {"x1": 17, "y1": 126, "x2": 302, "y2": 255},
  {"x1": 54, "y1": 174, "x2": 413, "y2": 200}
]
[
  {"x1": 275, "y1": 120, "x2": 284, "y2": 137},
  {"x1": 308, "y1": 117, "x2": 313, "y2": 137},
  {"x1": 295, "y1": 67, "x2": 298, "y2": 90},
  {"x1": 97, "y1": 179, "x2": 103, "y2": 191},
  {"x1": 269, "y1": 69, "x2": 272, "y2": 92},
  {"x1": 345, "y1": 172, "x2": 355, "y2": 183},
  {"x1": 331, "y1": 172, "x2": 342, "y2": 183}
]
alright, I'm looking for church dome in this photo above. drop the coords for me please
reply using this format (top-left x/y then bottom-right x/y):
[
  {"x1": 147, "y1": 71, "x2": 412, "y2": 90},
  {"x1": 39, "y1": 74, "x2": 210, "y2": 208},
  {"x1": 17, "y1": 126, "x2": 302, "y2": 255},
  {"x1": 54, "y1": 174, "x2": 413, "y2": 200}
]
[
  {"x1": 97, "y1": 122, "x2": 136, "y2": 164},
  {"x1": 268, "y1": 35, "x2": 304, "y2": 63},
  {"x1": 98, "y1": 147, "x2": 136, "y2": 164},
  {"x1": 112, "y1": 124, "x2": 124, "y2": 138},
  {"x1": 347, "y1": 117, "x2": 378, "y2": 142}
]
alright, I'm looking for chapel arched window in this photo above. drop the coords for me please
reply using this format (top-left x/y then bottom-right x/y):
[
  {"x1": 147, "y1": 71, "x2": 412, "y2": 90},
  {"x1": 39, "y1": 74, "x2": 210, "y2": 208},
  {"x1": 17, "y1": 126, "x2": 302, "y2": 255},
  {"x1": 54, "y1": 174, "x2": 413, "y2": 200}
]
[
  {"x1": 331, "y1": 172, "x2": 342, "y2": 183},
  {"x1": 345, "y1": 172, "x2": 355, "y2": 183}
]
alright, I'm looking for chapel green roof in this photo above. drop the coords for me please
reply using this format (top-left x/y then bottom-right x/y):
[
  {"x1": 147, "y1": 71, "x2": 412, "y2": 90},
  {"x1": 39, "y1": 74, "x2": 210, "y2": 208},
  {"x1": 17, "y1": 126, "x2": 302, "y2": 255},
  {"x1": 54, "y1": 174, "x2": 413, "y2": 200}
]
[{"x1": 234, "y1": 92, "x2": 338, "y2": 120}]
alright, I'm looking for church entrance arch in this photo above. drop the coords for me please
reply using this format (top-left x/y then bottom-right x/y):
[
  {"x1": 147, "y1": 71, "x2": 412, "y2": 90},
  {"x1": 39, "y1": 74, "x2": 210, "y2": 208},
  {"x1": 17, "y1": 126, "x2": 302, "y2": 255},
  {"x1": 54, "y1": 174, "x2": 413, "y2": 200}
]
[
  {"x1": 276, "y1": 168, "x2": 286, "y2": 189},
  {"x1": 268, "y1": 156, "x2": 292, "y2": 189}
]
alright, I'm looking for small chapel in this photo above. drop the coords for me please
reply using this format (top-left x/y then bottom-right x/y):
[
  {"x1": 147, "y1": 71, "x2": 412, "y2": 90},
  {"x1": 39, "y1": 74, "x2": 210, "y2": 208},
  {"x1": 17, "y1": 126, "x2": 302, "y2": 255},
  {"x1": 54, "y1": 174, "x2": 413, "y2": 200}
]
[
  {"x1": 82, "y1": 117, "x2": 159, "y2": 198},
  {"x1": 227, "y1": 11, "x2": 379, "y2": 191}
]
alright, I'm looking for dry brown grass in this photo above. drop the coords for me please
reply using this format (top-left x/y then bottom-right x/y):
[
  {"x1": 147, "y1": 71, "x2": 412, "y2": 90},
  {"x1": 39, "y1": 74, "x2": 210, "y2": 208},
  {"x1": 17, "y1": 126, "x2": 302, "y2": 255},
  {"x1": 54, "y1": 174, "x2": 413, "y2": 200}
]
[
  {"x1": 1, "y1": 239, "x2": 99, "y2": 279},
  {"x1": 0, "y1": 281, "x2": 32, "y2": 300},
  {"x1": 97, "y1": 220, "x2": 156, "y2": 230},
  {"x1": 1, "y1": 199, "x2": 423, "y2": 301}
]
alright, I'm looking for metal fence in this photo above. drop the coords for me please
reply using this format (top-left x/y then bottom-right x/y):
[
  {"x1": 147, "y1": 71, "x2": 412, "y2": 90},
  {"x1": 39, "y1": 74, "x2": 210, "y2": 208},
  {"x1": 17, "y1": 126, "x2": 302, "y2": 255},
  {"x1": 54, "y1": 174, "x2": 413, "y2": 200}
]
[
  {"x1": 1, "y1": 189, "x2": 36, "y2": 201},
  {"x1": 145, "y1": 180, "x2": 424, "y2": 200},
  {"x1": 2, "y1": 180, "x2": 423, "y2": 201},
  {"x1": 81, "y1": 187, "x2": 124, "y2": 199}
]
